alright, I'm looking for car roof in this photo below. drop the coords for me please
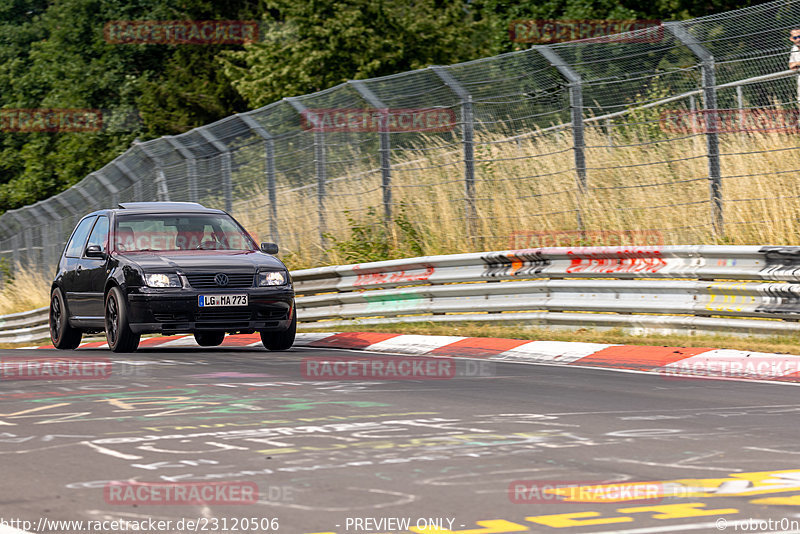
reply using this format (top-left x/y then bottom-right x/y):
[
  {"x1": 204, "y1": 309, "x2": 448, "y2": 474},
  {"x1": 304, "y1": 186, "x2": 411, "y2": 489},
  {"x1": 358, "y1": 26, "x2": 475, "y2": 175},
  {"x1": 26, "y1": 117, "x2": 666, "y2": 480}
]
[{"x1": 115, "y1": 202, "x2": 224, "y2": 214}]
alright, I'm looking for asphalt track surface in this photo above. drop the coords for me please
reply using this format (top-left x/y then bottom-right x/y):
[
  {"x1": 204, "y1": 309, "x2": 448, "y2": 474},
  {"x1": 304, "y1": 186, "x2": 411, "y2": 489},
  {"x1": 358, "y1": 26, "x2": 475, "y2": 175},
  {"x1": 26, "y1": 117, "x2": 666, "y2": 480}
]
[{"x1": 2, "y1": 344, "x2": 800, "y2": 534}]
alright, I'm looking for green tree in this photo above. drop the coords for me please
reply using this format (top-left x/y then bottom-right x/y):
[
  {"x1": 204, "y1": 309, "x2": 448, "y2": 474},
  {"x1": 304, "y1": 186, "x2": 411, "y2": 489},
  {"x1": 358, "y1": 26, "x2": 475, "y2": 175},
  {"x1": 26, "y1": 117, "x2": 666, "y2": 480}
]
[{"x1": 220, "y1": 0, "x2": 498, "y2": 108}]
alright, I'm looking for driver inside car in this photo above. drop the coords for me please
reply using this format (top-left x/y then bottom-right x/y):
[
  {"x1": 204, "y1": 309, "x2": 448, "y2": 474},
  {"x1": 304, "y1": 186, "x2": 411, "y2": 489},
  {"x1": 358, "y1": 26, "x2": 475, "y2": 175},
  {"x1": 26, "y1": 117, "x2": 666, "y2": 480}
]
[{"x1": 175, "y1": 223, "x2": 207, "y2": 250}]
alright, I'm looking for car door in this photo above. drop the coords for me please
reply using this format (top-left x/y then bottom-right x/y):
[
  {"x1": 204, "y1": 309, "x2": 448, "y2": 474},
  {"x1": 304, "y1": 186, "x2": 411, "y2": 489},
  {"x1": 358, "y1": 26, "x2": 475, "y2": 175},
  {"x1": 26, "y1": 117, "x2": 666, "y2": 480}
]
[
  {"x1": 81, "y1": 215, "x2": 110, "y2": 319},
  {"x1": 62, "y1": 215, "x2": 96, "y2": 317}
]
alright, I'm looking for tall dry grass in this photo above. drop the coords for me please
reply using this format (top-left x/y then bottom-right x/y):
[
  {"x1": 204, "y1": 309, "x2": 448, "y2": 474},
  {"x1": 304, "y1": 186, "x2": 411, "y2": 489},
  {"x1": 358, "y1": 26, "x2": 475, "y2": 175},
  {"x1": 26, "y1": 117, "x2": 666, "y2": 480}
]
[
  {"x1": 9, "y1": 123, "x2": 800, "y2": 315},
  {"x1": 0, "y1": 268, "x2": 51, "y2": 315},
  {"x1": 235, "y1": 125, "x2": 800, "y2": 270}
]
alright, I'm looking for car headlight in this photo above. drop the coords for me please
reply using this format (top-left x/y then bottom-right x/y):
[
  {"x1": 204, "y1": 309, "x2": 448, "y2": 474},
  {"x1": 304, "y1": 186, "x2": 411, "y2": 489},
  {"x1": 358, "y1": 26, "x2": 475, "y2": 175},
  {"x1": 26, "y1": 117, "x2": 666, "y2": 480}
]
[
  {"x1": 257, "y1": 271, "x2": 287, "y2": 286},
  {"x1": 144, "y1": 273, "x2": 182, "y2": 288}
]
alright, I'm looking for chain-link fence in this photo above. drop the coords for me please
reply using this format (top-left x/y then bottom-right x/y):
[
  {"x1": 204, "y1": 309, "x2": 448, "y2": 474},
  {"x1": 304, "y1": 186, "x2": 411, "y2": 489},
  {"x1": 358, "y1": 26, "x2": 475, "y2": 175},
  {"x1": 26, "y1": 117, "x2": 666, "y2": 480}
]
[{"x1": 5, "y1": 0, "x2": 800, "y2": 274}]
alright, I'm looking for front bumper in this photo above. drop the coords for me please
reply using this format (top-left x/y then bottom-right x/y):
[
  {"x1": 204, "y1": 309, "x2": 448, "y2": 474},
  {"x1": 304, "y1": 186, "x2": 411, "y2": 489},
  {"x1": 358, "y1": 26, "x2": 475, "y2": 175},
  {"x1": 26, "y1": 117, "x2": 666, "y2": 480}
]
[{"x1": 126, "y1": 286, "x2": 295, "y2": 335}]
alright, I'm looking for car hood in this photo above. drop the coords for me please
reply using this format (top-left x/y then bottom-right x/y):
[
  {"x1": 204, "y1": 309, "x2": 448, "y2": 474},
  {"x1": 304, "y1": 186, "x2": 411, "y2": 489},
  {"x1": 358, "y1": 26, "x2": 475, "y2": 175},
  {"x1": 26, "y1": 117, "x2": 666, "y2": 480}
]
[{"x1": 118, "y1": 250, "x2": 286, "y2": 273}]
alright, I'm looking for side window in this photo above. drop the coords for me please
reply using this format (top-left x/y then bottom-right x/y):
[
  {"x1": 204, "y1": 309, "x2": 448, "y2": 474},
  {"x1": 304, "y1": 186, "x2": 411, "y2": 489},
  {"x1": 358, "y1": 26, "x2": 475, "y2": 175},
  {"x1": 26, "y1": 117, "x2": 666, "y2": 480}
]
[
  {"x1": 85, "y1": 216, "x2": 109, "y2": 254},
  {"x1": 65, "y1": 216, "x2": 96, "y2": 258}
]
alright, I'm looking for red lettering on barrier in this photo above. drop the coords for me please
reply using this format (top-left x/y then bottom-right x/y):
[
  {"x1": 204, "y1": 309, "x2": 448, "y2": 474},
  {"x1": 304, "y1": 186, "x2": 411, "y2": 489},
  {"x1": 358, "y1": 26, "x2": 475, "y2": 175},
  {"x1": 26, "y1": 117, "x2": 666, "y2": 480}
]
[
  {"x1": 565, "y1": 248, "x2": 666, "y2": 274},
  {"x1": 352, "y1": 265, "x2": 435, "y2": 287}
]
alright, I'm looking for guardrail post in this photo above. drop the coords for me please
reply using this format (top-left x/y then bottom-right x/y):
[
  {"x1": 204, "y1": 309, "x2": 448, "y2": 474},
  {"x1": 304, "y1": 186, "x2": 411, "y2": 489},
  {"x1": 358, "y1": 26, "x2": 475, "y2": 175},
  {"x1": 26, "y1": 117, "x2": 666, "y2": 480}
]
[
  {"x1": 350, "y1": 80, "x2": 393, "y2": 225},
  {"x1": 666, "y1": 22, "x2": 723, "y2": 238},
  {"x1": 430, "y1": 66, "x2": 477, "y2": 243},
  {"x1": 197, "y1": 130, "x2": 232, "y2": 213},
  {"x1": 535, "y1": 46, "x2": 587, "y2": 234},
  {"x1": 134, "y1": 142, "x2": 171, "y2": 202},
  {"x1": 286, "y1": 97, "x2": 327, "y2": 247},
  {"x1": 165, "y1": 137, "x2": 198, "y2": 202},
  {"x1": 237, "y1": 113, "x2": 280, "y2": 243}
]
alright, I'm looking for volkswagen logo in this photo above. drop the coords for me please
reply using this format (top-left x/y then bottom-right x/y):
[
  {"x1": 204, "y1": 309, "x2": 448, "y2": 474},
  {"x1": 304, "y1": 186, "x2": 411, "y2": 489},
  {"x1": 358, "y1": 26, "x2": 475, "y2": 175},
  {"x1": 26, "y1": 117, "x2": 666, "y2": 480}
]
[{"x1": 214, "y1": 273, "x2": 229, "y2": 287}]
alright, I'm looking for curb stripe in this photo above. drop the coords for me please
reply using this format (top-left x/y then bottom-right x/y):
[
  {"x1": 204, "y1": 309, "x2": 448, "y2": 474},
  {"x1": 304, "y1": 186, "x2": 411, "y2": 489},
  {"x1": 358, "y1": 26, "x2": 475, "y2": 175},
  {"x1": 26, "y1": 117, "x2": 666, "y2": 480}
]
[
  {"x1": 139, "y1": 335, "x2": 186, "y2": 347},
  {"x1": 572, "y1": 345, "x2": 713, "y2": 370},
  {"x1": 364, "y1": 335, "x2": 466, "y2": 355},
  {"x1": 430, "y1": 337, "x2": 531, "y2": 357},
  {"x1": 308, "y1": 332, "x2": 401, "y2": 349},
  {"x1": 494, "y1": 340, "x2": 614, "y2": 364},
  {"x1": 79, "y1": 341, "x2": 109, "y2": 349},
  {"x1": 220, "y1": 333, "x2": 261, "y2": 346}
]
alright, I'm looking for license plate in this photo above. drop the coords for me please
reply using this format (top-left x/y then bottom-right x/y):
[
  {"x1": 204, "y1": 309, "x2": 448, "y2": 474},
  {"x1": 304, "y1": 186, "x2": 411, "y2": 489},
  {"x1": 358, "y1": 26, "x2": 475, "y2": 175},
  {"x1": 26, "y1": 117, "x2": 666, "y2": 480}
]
[{"x1": 198, "y1": 294, "x2": 248, "y2": 307}]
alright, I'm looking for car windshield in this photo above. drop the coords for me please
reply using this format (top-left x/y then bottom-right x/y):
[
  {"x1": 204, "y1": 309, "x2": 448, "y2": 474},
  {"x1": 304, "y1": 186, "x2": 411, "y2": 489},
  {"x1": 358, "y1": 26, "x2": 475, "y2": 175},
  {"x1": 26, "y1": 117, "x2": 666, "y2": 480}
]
[{"x1": 115, "y1": 213, "x2": 257, "y2": 252}]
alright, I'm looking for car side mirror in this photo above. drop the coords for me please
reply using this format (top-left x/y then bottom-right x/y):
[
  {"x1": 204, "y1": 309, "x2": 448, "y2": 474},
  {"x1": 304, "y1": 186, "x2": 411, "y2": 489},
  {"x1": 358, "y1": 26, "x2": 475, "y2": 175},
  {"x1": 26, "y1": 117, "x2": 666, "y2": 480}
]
[
  {"x1": 85, "y1": 244, "x2": 106, "y2": 258},
  {"x1": 260, "y1": 242, "x2": 279, "y2": 254}
]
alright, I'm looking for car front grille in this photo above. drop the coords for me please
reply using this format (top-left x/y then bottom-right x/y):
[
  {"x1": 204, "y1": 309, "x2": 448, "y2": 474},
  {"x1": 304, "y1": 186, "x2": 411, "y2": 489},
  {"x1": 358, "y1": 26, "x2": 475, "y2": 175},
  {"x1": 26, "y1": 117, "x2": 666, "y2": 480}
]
[{"x1": 186, "y1": 272, "x2": 254, "y2": 289}]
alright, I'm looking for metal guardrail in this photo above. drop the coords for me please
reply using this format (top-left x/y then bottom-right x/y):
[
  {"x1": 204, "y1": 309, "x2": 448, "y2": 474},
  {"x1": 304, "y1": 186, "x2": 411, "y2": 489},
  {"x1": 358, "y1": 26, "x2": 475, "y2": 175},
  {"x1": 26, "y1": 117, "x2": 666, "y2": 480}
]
[
  {"x1": 292, "y1": 245, "x2": 800, "y2": 336},
  {"x1": 8, "y1": 245, "x2": 800, "y2": 343},
  {"x1": 0, "y1": 306, "x2": 49, "y2": 344}
]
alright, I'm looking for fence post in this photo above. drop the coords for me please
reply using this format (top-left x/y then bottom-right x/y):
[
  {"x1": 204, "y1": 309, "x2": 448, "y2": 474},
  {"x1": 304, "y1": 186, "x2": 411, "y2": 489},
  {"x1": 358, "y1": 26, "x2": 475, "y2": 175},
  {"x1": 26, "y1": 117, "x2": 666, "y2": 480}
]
[
  {"x1": 39, "y1": 201, "x2": 63, "y2": 271},
  {"x1": 535, "y1": 45, "x2": 587, "y2": 234},
  {"x1": 165, "y1": 137, "x2": 198, "y2": 202},
  {"x1": 25, "y1": 206, "x2": 49, "y2": 273},
  {"x1": 237, "y1": 113, "x2": 280, "y2": 244},
  {"x1": 430, "y1": 66, "x2": 476, "y2": 243},
  {"x1": 114, "y1": 161, "x2": 142, "y2": 201},
  {"x1": 73, "y1": 185, "x2": 97, "y2": 211},
  {"x1": 134, "y1": 142, "x2": 171, "y2": 202},
  {"x1": 54, "y1": 194, "x2": 81, "y2": 221},
  {"x1": 0, "y1": 220, "x2": 15, "y2": 273},
  {"x1": 9, "y1": 212, "x2": 32, "y2": 267},
  {"x1": 90, "y1": 172, "x2": 120, "y2": 209},
  {"x1": 198, "y1": 130, "x2": 232, "y2": 213},
  {"x1": 350, "y1": 80, "x2": 393, "y2": 225},
  {"x1": 666, "y1": 22, "x2": 723, "y2": 238},
  {"x1": 736, "y1": 85, "x2": 745, "y2": 135},
  {"x1": 285, "y1": 97, "x2": 327, "y2": 247},
  {"x1": 10, "y1": 232, "x2": 20, "y2": 267}
]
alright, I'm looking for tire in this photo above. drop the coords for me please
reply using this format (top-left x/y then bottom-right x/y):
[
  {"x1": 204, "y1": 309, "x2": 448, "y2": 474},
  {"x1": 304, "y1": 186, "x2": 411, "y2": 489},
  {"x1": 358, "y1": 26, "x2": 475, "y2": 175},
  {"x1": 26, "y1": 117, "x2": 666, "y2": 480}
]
[
  {"x1": 105, "y1": 286, "x2": 140, "y2": 353},
  {"x1": 49, "y1": 287, "x2": 82, "y2": 350},
  {"x1": 194, "y1": 331, "x2": 226, "y2": 347},
  {"x1": 261, "y1": 308, "x2": 296, "y2": 351}
]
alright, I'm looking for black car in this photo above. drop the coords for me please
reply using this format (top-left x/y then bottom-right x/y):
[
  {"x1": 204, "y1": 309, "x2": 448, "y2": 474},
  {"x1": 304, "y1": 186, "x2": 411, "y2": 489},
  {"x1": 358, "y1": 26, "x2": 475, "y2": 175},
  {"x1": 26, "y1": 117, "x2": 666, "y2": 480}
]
[{"x1": 49, "y1": 202, "x2": 296, "y2": 353}]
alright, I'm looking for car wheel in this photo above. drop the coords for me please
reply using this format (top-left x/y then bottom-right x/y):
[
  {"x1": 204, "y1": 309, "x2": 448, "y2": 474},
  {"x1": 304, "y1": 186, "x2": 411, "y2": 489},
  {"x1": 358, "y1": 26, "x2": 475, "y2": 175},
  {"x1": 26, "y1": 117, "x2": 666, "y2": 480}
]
[
  {"x1": 105, "y1": 286, "x2": 140, "y2": 353},
  {"x1": 49, "y1": 287, "x2": 82, "y2": 350},
  {"x1": 194, "y1": 332, "x2": 226, "y2": 347},
  {"x1": 261, "y1": 308, "x2": 296, "y2": 351}
]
